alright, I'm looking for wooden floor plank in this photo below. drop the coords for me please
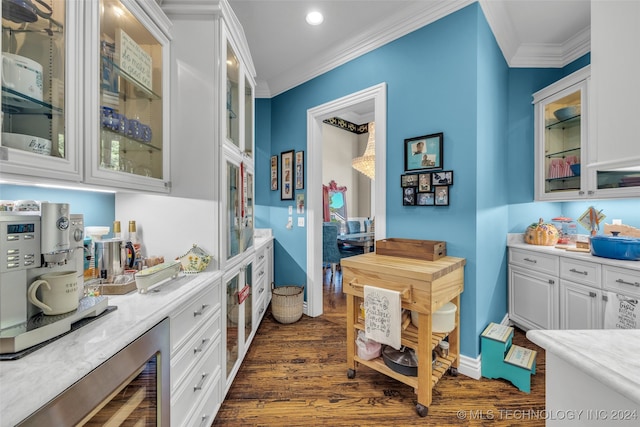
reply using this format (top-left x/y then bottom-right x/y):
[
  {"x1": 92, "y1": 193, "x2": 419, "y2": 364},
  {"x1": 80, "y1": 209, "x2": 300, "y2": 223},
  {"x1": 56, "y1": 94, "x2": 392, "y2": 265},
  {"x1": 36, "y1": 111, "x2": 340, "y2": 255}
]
[{"x1": 212, "y1": 269, "x2": 545, "y2": 426}]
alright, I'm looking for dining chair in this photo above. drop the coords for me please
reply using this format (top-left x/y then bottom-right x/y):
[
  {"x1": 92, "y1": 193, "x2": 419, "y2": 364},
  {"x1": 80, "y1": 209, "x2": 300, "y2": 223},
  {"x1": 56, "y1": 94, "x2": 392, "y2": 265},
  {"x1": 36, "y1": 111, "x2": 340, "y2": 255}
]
[
  {"x1": 322, "y1": 222, "x2": 342, "y2": 284},
  {"x1": 346, "y1": 220, "x2": 361, "y2": 234}
]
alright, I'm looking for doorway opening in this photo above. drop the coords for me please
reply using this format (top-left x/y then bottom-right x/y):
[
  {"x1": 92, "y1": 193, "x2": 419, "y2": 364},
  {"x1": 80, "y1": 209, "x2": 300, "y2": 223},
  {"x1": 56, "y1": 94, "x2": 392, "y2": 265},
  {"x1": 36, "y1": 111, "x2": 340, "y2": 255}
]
[{"x1": 306, "y1": 83, "x2": 387, "y2": 317}]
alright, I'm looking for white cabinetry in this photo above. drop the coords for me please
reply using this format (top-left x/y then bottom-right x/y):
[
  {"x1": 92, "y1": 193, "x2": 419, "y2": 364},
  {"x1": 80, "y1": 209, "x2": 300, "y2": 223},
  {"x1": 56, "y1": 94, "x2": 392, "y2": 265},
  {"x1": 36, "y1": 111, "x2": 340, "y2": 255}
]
[
  {"x1": 533, "y1": 66, "x2": 590, "y2": 201},
  {"x1": 85, "y1": 0, "x2": 172, "y2": 192},
  {"x1": 1, "y1": 0, "x2": 172, "y2": 193},
  {"x1": 590, "y1": 0, "x2": 640, "y2": 176},
  {"x1": 253, "y1": 240, "x2": 273, "y2": 333},
  {"x1": 559, "y1": 257, "x2": 602, "y2": 329},
  {"x1": 170, "y1": 277, "x2": 223, "y2": 427},
  {"x1": 509, "y1": 244, "x2": 640, "y2": 331},
  {"x1": 0, "y1": 0, "x2": 83, "y2": 182},
  {"x1": 509, "y1": 248, "x2": 559, "y2": 330}
]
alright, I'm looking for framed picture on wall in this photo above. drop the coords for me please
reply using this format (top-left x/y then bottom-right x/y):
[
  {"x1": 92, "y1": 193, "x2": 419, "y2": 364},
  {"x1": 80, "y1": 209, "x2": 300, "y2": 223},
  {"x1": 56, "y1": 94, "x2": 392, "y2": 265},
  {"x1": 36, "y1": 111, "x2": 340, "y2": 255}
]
[
  {"x1": 434, "y1": 185, "x2": 449, "y2": 206},
  {"x1": 418, "y1": 173, "x2": 432, "y2": 192},
  {"x1": 400, "y1": 173, "x2": 418, "y2": 188},
  {"x1": 416, "y1": 192, "x2": 435, "y2": 206},
  {"x1": 295, "y1": 151, "x2": 304, "y2": 190},
  {"x1": 270, "y1": 155, "x2": 278, "y2": 191},
  {"x1": 432, "y1": 170, "x2": 453, "y2": 186},
  {"x1": 404, "y1": 132, "x2": 443, "y2": 172},
  {"x1": 281, "y1": 150, "x2": 294, "y2": 200},
  {"x1": 402, "y1": 186, "x2": 416, "y2": 206}
]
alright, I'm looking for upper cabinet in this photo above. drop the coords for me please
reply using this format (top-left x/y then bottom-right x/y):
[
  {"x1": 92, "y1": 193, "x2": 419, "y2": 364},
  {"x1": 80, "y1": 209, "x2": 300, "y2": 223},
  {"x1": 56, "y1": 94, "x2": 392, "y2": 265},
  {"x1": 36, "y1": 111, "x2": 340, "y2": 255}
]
[
  {"x1": 0, "y1": 0, "x2": 82, "y2": 181},
  {"x1": 162, "y1": 0, "x2": 256, "y2": 264},
  {"x1": 533, "y1": 66, "x2": 590, "y2": 201},
  {"x1": 84, "y1": 0, "x2": 172, "y2": 192},
  {"x1": 588, "y1": 0, "x2": 640, "y2": 197},
  {"x1": 0, "y1": 0, "x2": 172, "y2": 192}
]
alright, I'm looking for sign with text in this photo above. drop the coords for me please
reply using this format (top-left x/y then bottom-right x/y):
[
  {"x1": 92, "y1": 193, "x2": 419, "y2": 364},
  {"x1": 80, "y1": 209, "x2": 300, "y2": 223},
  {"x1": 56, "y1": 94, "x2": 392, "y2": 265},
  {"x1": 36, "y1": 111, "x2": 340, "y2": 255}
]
[{"x1": 117, "y1": 29, "x2": 152, "y2": 92}]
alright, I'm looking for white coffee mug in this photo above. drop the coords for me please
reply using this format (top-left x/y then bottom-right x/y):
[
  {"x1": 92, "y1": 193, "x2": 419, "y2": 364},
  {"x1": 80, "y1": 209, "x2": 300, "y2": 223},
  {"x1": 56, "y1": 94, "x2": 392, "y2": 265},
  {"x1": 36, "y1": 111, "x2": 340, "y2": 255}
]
[
  {"x1": 2, "y1": 52, "x2": 43, "y2": 101},
  {"x1": 28, "y1": 271, "x2": 79, "y2": 315}
]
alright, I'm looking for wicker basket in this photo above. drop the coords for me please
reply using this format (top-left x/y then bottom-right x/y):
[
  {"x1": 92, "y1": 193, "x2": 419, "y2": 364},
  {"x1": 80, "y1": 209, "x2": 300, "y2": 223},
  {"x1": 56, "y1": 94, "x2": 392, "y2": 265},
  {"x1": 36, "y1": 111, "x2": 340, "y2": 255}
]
[{"x1": 271, "y1": 285, "x2": 304, "y2": 324}]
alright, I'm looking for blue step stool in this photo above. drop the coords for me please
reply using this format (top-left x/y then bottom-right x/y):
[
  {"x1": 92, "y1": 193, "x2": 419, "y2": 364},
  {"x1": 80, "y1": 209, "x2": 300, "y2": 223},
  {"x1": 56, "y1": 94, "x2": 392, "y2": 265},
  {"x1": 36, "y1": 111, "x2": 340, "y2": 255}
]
[{"x1": 481, "y1": 322, "x2": 537, "y2": 393}]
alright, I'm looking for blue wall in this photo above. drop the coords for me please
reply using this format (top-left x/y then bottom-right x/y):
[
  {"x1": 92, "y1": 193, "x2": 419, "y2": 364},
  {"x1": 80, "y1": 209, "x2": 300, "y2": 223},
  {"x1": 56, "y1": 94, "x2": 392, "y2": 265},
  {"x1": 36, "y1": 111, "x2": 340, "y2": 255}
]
[
  {"x1": 263, "y1": 4, "x2": 509, "y2": 357},
  {"x1": 0, "y1": 184, "x2": 115, "y2": 229},
  {"x1": 256, "y1": 4, "x2": 640, "y2": 359}
]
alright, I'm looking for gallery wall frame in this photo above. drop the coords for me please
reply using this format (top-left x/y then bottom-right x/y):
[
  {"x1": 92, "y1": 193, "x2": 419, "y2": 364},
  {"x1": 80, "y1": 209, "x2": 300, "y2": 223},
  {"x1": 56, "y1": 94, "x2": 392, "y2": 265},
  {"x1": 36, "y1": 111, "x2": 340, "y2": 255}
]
[
  {"x1": 270, "y1": 155, "x2": 278, "y2": 191},
  {"x1": 404, "y1": 132, "x2": 443, "y2": 172},
  {"x1": 281, "y1": 150, "x2": 294, "y2": 200},
  {"x1": 295, "y1": 151, "x2": 304, "y2": 190}
]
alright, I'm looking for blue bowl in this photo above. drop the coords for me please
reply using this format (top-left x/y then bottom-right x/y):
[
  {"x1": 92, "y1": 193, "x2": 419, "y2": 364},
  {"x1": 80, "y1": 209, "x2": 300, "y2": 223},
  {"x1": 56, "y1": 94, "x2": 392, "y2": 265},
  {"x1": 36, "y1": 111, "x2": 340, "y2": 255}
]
[
  {"x1": 570, "y1": 164, "x2": 580, "y2": 176},
  {"x1": 553, "y1": 106, "x2": 579, "y2": 122},
  {"x1": 590, "y1": 235, "x2": 640, "y2": 261}
]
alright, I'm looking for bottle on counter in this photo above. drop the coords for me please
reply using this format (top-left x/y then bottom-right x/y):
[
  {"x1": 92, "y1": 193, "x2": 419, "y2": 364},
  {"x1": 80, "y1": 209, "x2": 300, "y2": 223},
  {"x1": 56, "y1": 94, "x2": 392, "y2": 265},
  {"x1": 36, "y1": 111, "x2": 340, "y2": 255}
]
[
  {"x1": 128, "y1": 220, "x2": 142, "y2": 268},
  {"x1": 113, "y1": 220, "x2": 122, "y2": 240}
]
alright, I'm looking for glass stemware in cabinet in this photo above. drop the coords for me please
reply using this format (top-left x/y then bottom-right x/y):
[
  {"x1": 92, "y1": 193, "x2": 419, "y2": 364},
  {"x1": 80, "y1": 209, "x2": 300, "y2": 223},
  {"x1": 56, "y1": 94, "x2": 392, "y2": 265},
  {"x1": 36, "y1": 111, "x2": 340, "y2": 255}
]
[
  {"x1": 99, "y1": 0, "x2": 163, "y2": 180},
  {"x1": 1, "y1": 0, "x2": 65, "y2": 159}
]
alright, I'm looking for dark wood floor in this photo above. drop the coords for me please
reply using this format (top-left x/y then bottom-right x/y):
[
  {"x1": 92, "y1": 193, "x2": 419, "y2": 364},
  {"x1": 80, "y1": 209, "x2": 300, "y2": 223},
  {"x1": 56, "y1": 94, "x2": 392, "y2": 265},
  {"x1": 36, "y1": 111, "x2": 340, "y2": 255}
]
[{"x1": 212, "y1": 269, "x2": 545, "y2": 426}]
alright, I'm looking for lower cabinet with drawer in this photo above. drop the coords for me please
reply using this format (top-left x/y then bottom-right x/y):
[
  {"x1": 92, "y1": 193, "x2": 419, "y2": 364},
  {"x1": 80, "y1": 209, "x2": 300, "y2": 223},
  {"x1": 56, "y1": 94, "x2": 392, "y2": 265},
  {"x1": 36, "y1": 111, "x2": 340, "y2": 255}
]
[
  {"x1": 170, "y1": 277, "x2": 223, "y2": 426},
  {"x1": 509, "y1": 245, "x2": 640, "y2": 331},
  {"x1": 508, "y1": 248, "x2": 559, "y2": 330}
]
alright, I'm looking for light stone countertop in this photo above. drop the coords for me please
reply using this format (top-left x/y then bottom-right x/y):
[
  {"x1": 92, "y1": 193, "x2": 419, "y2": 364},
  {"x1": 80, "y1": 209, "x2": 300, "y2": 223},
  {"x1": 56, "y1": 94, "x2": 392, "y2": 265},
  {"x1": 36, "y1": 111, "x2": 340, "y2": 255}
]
[
  {"x1": 0, "y1": 271, "x2": 222, "y2": 427},
  {"x1": 507, "y1": 233, "x2": 640, "y2": 272},
  {"x1": 526, "y1": 329, "x2": 640, "y2": 405}
]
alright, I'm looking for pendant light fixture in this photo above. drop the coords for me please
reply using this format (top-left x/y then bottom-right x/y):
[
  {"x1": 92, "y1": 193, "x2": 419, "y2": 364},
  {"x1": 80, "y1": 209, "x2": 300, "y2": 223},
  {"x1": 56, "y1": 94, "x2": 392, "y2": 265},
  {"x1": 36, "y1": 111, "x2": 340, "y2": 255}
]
[{"x1": 352, "y1": 122, "x2": 375, "y2": 179}]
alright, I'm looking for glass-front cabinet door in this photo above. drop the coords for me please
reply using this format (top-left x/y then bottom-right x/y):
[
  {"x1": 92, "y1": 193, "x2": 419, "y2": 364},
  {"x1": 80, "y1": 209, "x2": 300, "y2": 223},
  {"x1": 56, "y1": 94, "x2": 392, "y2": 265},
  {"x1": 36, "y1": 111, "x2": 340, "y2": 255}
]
[
  {"x1": 224, "y1": 260, "x2": 252, "y2": 389},
  {"x1": 224, "y1": 152, "x2": 254, "y2": 262},
  {"x1": 533, "y1": 66, "x2": 589, "y2": 201},
  {"x1": 85, "y1": 0, "x2": 171, "y2": 192},
  {"x1": 0, "y1": 0, "x2": 82, "y2": 181}
]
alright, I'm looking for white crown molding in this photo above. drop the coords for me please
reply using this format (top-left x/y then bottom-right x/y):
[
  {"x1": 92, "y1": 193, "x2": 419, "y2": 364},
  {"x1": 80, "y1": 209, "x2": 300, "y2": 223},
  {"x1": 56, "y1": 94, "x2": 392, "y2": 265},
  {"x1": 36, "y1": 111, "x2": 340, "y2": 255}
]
[
  {"x1": 478, "y1": 0, "x2": 519, "y2": 65},
  {"x1": 265, "y1": 0, "x2": 475, "y2": 97}
]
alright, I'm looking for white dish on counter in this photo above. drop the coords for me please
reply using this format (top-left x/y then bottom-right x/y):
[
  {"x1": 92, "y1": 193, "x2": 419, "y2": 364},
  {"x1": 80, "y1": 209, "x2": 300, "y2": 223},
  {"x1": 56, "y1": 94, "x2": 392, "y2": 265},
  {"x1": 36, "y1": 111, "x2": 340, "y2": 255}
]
[{"x1": 134, "y1": 260, "x2": 181, "y2": 293}]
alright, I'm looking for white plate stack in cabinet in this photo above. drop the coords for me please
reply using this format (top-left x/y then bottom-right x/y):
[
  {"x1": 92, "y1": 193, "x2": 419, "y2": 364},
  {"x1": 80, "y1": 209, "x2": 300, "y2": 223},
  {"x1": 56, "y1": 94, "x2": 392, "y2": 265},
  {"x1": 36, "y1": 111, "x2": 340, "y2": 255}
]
[{"x1": 169, "y1": 277, "x2": 223, "y2": 427}]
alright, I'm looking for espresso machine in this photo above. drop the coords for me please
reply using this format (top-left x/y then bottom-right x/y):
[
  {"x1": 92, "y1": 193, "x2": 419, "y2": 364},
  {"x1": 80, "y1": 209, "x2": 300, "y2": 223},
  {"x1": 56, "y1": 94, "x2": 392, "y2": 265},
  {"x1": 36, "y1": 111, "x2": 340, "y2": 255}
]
[{"x1": 0, "y1": 203, "x2": 109, "y2": 357}]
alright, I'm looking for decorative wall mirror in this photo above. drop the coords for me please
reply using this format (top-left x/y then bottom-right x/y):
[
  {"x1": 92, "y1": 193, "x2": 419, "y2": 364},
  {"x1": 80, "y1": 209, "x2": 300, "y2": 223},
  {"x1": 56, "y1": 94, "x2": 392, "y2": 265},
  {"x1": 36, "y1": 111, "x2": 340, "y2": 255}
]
[{"x1": 322, "y1": 180, "x2": 347, "y2": 222}]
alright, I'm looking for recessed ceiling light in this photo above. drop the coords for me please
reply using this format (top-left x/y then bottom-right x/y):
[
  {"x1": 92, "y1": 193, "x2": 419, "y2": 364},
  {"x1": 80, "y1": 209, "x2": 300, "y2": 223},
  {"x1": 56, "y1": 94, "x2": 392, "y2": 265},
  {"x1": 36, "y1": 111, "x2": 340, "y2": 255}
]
[{"x1": 306, "y1": 11, "x2": 324, "y2": 26}]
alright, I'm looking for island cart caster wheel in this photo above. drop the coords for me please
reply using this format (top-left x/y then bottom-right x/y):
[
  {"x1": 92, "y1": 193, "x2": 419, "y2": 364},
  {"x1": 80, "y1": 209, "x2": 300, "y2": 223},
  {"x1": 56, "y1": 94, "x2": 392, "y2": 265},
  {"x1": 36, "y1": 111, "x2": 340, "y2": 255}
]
[
  {"x1": 347, "y1": 369, "x2": 356, "y2": 379},
  {"x1": 449, "y1": 367, "x2": 458, "y2": 376},
  {"x1": 416, "y1": 403, "x2": 428, "y2": 417}
]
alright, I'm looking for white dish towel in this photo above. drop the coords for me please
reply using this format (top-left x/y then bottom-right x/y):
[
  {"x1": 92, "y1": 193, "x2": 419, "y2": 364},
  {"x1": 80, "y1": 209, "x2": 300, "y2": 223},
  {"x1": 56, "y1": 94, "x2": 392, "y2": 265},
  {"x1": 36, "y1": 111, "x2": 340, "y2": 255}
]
[
  {"x1": 604, "y1": 291, "x2": 639, "y2": 329},
  {"x1": 363, "y1": 285, "x2": 402, "y2": 350}
]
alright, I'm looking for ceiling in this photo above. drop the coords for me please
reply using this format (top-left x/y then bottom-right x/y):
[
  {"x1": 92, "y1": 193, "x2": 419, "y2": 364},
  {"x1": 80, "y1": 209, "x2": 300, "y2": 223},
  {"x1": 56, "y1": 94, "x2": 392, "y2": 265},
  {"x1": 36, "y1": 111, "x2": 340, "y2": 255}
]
[{"x1": 227, "y1": 0, "x2": 591, "y2": 98}]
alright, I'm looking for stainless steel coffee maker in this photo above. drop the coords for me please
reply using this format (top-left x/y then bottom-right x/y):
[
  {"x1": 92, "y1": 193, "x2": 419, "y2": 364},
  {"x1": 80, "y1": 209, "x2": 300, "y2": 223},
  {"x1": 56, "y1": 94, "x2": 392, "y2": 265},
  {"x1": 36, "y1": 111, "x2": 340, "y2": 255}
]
[{"x1": 0, "y1": 203, "x2": 108, "y2": 356}]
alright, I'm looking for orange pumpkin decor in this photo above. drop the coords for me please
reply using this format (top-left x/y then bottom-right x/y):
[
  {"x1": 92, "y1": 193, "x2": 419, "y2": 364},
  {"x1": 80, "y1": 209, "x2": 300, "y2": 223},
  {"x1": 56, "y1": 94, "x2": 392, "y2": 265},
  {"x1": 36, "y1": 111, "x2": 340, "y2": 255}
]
[{"x1": 525, "y1": 218, "x2": 559, "y2": 246}]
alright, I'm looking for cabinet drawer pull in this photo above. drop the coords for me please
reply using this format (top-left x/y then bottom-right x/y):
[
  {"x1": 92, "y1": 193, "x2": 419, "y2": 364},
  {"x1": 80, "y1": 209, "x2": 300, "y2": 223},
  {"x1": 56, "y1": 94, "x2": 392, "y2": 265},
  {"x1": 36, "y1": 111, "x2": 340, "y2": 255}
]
[
  {"x1": 198, "y1": 415, "x2": 210, "y2": 427},
  {"x1": 258, "y1": 270, "x2": 264, "y2": 277},
  {"x1": 193, "y1": 338, "x2": 210, "y2": 354},
  {"x1": 258, "y1": 307, "x2": 265, "y2": 315},
  {"x1": 523, "y1": 258, "x2": 537, "y2": 264},
  {"x1": 259, "y1": 254, "x2": 265, "y2": 260},
  {"x1": 589, "y1": 291, "x2": 596, "y2": 298},
  {"x1": 259, "y1": 286, "x2": 265, "y2": 294},
  {"x1": 569, "y1": 268, "x2": 588, "y2": 275},
  {"x1": 616, "y1": 278, "x2": 640, "y2": 287},
  {"x1": 194, "y1": 373, "x2": 208, "y2": 392},
  {"x1": 548, "y1": 279, "x2": 555, "y2": 285},
  {"x1": 193, "y1": 304, "x2": 209, "y2": 317}
]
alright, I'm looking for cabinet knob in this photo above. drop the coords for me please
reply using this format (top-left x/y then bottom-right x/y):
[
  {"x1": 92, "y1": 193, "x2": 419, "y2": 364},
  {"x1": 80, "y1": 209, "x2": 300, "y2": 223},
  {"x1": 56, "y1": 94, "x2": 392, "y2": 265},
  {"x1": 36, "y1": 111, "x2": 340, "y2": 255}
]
[
  {"x1": 589, "y1": 291, "x2": 597, "y2": 298},
  {"x1": 548, "y1": 279, "x2": 555, "y2": 284},
  {"x1": 198, "y1": 415, "x2": 210, "y2": 427}
]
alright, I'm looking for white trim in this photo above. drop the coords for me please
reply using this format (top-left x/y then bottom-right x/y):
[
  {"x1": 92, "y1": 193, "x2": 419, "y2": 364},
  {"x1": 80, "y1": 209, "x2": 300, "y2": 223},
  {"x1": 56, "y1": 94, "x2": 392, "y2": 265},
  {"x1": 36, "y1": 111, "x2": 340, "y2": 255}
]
[
  {"x1": 306, "y1": 83, "x2": 387, "y2": 317},
  {"x1": 458, "y1": 354, "x2": 482, "y2": 380}
]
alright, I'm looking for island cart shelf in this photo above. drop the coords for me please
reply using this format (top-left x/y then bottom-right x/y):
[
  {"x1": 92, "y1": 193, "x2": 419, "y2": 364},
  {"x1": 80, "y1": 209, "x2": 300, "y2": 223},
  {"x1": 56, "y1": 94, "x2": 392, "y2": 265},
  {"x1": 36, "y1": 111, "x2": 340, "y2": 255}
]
[{"x1": 341, "y1": 252, "x2": 466, "y2": 417}]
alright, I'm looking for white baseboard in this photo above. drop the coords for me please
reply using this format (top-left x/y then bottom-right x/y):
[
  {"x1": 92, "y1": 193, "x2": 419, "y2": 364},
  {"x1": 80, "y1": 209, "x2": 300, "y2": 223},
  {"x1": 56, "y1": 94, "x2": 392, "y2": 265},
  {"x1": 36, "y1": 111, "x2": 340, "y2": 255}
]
[{"x1": 458, "y1": 353, "x2": 482, "y2": 379}]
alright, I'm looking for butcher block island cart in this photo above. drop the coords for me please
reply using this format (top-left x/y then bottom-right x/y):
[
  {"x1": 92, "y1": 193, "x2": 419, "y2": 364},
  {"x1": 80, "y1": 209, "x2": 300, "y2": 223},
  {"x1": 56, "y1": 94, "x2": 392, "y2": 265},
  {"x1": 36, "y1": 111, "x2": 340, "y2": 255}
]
[{"x1": 341, "y1": 252, "x2": 465, "y2": 417}]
